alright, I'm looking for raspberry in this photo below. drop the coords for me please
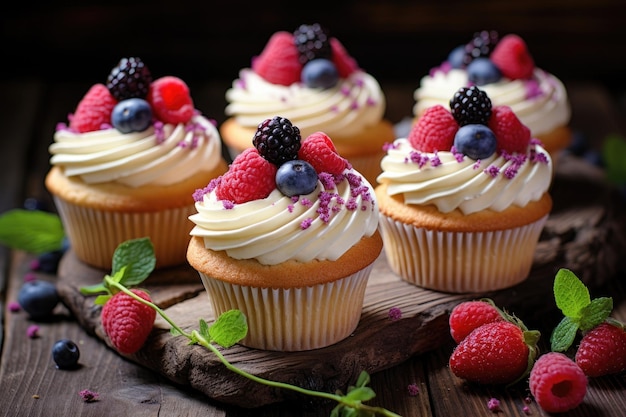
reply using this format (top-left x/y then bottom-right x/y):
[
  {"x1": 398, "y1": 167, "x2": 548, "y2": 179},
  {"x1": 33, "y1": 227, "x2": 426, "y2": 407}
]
[
  {"x1": 575, "y1": 322, "x2": 626, "y2": 377},
  {"x1": 101, "y1": 289, "x2": 157, "y2": 355},
  {"x1": 490, "y1": 34, "x2": 535, "y2": 80},
  {"x1": 462, "y1": 30, "x2": 499, "y2": 67},
  {"x1": 449, "y1": 86, "x2": 492, "y2": 126},
  {"x1": 409, "y1": 105, "x2": 458, "y2": 152},
  {"x1": 330, "y1": 38, "x2": 359, "y2": 78},
  {"x1": 529, "y1": 352, "x2": 588, "y2": 413},
  {"x1": 106, "y1": 57, "x2": 152, "y2": 101},
  {"x1": 69, "y1": 84, "x2": 118, "y2": 133},
  {"x1": 488, "y1": 105, "x2": 531, "y2": 153},
  {"x1": 252, "y1": 31, "x2": 302, "y2": 86},
  {"x1": 253, "y1": 116, "x2": 302, "y2": 166},
  {"x1": 449, "y1": 300, "x2": 504, "y2": 344},
  {"x1": 147, "y1": 76, "x2": 194, "y2": 124},
  {"x1": 293, "y1": 23, "x2": 332, "y2": 65},
  {"x1": 216, "y1": 148, "x2": 278, "y2": 204},
  {"x1": 298, "y1": 132, "x2": 347, "y2": 175}
]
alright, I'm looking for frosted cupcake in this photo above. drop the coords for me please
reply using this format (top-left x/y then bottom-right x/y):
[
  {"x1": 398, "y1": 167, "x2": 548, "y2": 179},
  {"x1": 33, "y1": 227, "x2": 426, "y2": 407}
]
[
  {"x1": 377, "y1": 86, "x2": 553, "y2": 293},
  {"x1": 188, "y1": 116, "x2": 382, "y2": 351},
  {"x1": 220, "y1": 23, "x2": 395, "y2": 184},
  {"x1": 45, "y1": 57, "x2": 228, "y2": 269},
  {"x1": 413, "y1": 30, "x2": 571, "y2": 157}
]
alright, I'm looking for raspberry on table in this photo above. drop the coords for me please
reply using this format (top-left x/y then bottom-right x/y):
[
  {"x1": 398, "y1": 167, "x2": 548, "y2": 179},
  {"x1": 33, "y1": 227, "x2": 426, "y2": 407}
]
[
  {"x1": 253, "y1": 116, "x2": 302, "y2": 166},
  {"x1": 529, "y1": 352, "x2": 588, "y2": 413}
]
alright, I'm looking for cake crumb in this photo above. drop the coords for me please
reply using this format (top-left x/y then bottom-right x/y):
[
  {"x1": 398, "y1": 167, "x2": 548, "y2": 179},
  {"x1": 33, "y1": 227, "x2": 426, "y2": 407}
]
[{"x1": 79, "y1": 389, "x2": 99, "y2": 402}]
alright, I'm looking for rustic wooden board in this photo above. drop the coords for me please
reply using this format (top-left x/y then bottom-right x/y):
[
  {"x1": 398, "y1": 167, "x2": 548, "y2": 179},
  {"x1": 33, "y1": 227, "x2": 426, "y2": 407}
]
[{"x1": 55, "y1": 154, "x2": 626, "y2": 408}]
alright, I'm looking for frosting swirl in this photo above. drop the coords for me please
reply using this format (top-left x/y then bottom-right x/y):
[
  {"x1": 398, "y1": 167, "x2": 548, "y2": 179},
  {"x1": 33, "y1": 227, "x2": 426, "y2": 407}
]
[
  {"x1": 413, "y1": 68, "x2": 570, "y2": 137},
  {"x1": 189, "y1": 170, "x2": 379, "y2": 265},
  {"x1": 377, "y1": 138, "x2": 552, "y2": 215},
  {"x1": 225, "y1": 69, "x2": 386, "y2": 138},
  {"x1": 49, "y1": 114, "x2": 223, "y2": 187}
]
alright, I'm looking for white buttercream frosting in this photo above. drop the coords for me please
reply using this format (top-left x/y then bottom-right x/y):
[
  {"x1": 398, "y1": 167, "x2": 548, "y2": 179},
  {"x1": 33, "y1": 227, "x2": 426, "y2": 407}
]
[
  {"x1": 49, "y1": 114, "x2": 223, "y2": 187},
  {"x1": 377, "y1": 138, "x2": 552, "y2": 215},
  {"x1": 225, "y1": 69, "x2": 386, "y2": 138},
  {"x1": 413, "y1": 68, "x2": 570, "y2": 137},
  {"x1": 189, "y1": 169, "x2": 379, "y2": 265}
]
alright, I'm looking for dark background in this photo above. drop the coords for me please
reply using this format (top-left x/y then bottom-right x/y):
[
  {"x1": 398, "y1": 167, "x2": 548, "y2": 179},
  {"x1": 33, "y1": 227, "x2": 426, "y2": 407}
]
[{"x1": 2, "y1": 0, "x2": 625, "y2": 124}]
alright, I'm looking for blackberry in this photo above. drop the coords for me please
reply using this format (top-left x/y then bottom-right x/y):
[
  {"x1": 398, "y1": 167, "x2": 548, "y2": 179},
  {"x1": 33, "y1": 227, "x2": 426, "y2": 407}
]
[
  {"x1": 253, "y1": 116, "x2": 302, "y2": 166},
  {"x1": 106, "y1": 57, "x2": 152, "y2": 101},
  {"x1": 449, "y1": 86, "x2": 492, "y2": 126},
  {"x1": 293, "y1": 23, "x2": 332, "y2": 65},
  {"x1": 462, "y1": 30, "x2": 499, "y2": 67}
]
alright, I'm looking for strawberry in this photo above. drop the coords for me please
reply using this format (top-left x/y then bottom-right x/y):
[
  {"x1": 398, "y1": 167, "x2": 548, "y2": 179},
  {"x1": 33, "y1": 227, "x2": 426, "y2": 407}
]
[
  {"x1": 330, "y1": 37, "x2": 359, "y2": 78},
  {"x1": 488, "y1": 105, "x2": 531, "y2": 153},
  {"x1": 490, "y1": 34, "x2": 535, "y2": 80},
  {"x1": 575, "y1": 321, "x2": 626, "y2": 377},
  {"x1": 101, "y1": 289, "x2": 156, "y2": 355},
  {"x1": 449, "y1": 299, "x2": 504, "y2": 344},
  {"x1": 252, "y1": 31, "x2": 302, "y2": 86},
  {"x1": 216, "y1": 148, "x2": 278, "y2": 204},
  {"x1": 298, "y1": 132, "x2": 347, "y2": 175},
  {"x1": 147, "y1": 76, "x2": 194, "y2": 124},
  {"x1": 449, "y1": 321, "x2": 539, "y2": 385},
  {"x1": 529, "y1": 352, "x2": 588, "y2": 413},
  {"x1": 69, "y1": 83, "x2": 118, "y2": 133},
  {"x1": 409, "y1": 105, "x2": 458, "y2": 152}
]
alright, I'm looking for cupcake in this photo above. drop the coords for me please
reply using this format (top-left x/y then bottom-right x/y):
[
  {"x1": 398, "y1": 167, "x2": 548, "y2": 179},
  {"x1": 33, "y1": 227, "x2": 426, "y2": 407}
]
[
  {"x1": 413, "y1": 30, "x2": 571, "y2": 157},
  {"x1": 376, "y1": 86, "x2": 553, "y2": 293},
  {"x1": 220, "y1": 23, "x2": 395, "y2": 184},
  {"x1": 45, "y1": 57, "x2": 228, "y2": 269},
  {"x1": 188, "y1": 116, "x2": 382, "y2": 351}
]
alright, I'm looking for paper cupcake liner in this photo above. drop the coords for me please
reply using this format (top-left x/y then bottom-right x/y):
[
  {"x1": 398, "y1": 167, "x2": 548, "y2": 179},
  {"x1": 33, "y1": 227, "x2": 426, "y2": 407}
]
[
  {"x1": 53, "y1": 196, "x2": 195, "y2": 269},
  {"x1": 198, "y1": 264, "x2": 374, "y2": 351},
  {"x1": 379, "y1": 214, "x2": 548, "y2": 293}
]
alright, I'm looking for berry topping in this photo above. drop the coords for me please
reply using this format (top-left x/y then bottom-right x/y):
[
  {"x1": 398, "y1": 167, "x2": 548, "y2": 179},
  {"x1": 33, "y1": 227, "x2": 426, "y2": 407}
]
[
  {"x1": 453, "y1": 124, "x2": 497, "y2": 160},
  {"x1": 101, "y1": 289, "x2": 157, "y2": 355},
  {"x1": 253, "y1": 116, "x2": 302, "y2": 166},
  {"x1": 17, "y1": 280, "x2": 59, "y2": 320},
  {"x1": 275, "y1": 160, "x2": 318, "y2": 196},
  {"x1": 447, "y1": 45, "x2": 466, "y2": 69},
  {"x1": 449, "y1": 300, "x2": 504, "y2": 344},
  {"x1": 466, "y1": 57, "x2": 501, "y2": 86},
  {"x1": 409, "y1": 105, "x2": 458, "y2": 152},
  {"x1": 462, "y1": 30, "x2": 499, "y2": 67},
  {"x1": 330, "y1": 37, "x2": 359, "y2": 78},
  {"x1": 575, "y1": 321, "x2": 626, "y2": 377},
  {"x1": 111, "y1": 98, "x2": 153, "y2": 134},
  {"x1": 252, "y1": 31, "x2": 302, "y2": 86},
  {"x1": 488, "y1": 105, "x2": 531, "y2": 153},
  {"x1": 293, "y1": 23, "x2": 332, "y2": 65},
  {"x1": 490, "y1": 34, "x2": 535, "y2": 80},
  {"x1": 69, "y1": 84, "x2": 118, "y2": 133},
  {"x1": 106, "y1": 57, "x2": 152, "y2": 101},
  {"x1": 529, "y1": 352, "x2": 588, "y2": 413},
  {"x1": 52, "y1": 339, "x2": 81, "y2": 370},
  {"x1": 147, "y1": 76, "x2": 194, "y2": 124},
  {"x1": 298, "y1": 131, "x2": 347, "y2": 175},
  {"x1": 301, "y1": 58, "x2": 339, "y2": 89},
  {"x1": 215, "y1": 148, "x2": 278, "y2": 204},
  {"x1": 449, "y1": 86, "x2": 492, "y2": 126}
]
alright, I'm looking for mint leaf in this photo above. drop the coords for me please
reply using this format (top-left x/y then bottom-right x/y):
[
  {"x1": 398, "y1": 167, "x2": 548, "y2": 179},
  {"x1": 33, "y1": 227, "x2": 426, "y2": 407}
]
[
  {"x1": 553, "y1": 269, "x2": 590, "y2": 318},
  {"x1": 550, "y1": 316, "x2": 579, "y2": 352},
  {"x1": 0, "y1": 209, "x2": 65, "y2": 253},
  {"x1": 602, "y1": 134, "x2": 626, "y2": 185},
  {"x1": 209, "y1": 310, "x2": 248, "y2": 348},
  {"x1": 199, "y1": 318, "x2": 210, "y2": 339},
  {"x1": 111, "y1": 238, "x2": 155, "y2": 286},
  {"x1": 579, "y1": 297, "x2": 613, "y2": 331},
  {"x1": 355, "y1": 371, "x2": 370, "y2": 388},
  {"x1": 345, "y1": 386, "x2": 376, "y2": 402}
]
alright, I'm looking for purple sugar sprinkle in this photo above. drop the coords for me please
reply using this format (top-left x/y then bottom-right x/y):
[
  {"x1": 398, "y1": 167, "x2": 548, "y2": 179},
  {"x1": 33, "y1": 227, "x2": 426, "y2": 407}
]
[
  {"x1": 340, "y1": 86, "x2": 350, "y2": 96},
  {"x1": 350, "y1": 101, "x2": 359, "y2": 110},
  {"x1": 355, "y1": 77, "x2": 364, "y2": 87},
  {"x1": 407, "y1": 383, "x2": 419, "y2": 396},
  {"x1": 484, "y1": 165, "x2": 500, "y2": 177},
  {"x1": 222, "y1": 200, "x2": 234, "y2": 209},
  {"x1": 473, "y1": 160, "x2": 482, "y2": 170},
  {"x1": 330, "y1": 104, "x2": 340, "y2": 113},
  {"x1": 504, "y1": 165, "x2": 519, "y2": 179},
  {"x1": 319, "y1": 172, "x2": 337, "y2": 189},
  {"x1": 530, "y1": 138, "x2": 543, "y2": 146},
  {"x1": 300, "y1": 218, "x2": 313, "y2": 229},
  {"x1": 8, "y1": 301, "x2": 20, "y2": 312},
  {"x1": 79, "y1": 389, "x2": 99, "y2": 403},
  {"x1": 346, "y1": 198, "x2": 358, "y2": 211},
  {"x1": 525, "y1": 79, "x2": 542, "y2": 99},
  {"x1": 430, "y1": 153, "x2": 442, "y2": 167},
  {"x1": 451, "y1": 146, "x2": 465, "y2": 162},
  {"x1": 300, "y1": 198, "x2": 313, "y2": 207},
  {"x1": 154, "y1": 121, "x2": 165, "y2": 144},
  {"x1": 287, "y1": 204, "x2": 294, "y2": 213},
  {"x1": 487, "y1": 398, "x2": 501, "y2": 412},
  {"x1": 366, "y1": 96, "x2": 376, "y2": 106},
  {"x1": 531, "y1": 150, "x2": 549, "y2": 164},
  {"x1": 55, "y1": 122, "x2": 68, "y2": 132},
  {"x1": 523, "y1": 405, "x2": 531, "y2": 415},
  {"x1": 382, "y1": 142, "x2": 398, "y2": 151},
  {"x1": 27, "y1": 325, "x2": 39, "y2": 338},
  {"x1": 388, "y1": 307, "x2": 402, "y2": 321}
]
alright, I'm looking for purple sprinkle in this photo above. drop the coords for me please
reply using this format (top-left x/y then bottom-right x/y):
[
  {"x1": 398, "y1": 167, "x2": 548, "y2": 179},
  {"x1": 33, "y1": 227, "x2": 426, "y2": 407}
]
[
  {"x1": 487, "y1": 398, "x2": 501, "y2": 412},
  {"x1": 407, "y1": 383, "x2": 419, "y2": 396},
  {"x1": 8, "y1": 301, "x2": 20, "y2": 312},
  {"x1": 27, "y1": 325, "x2": 39, "y2": 338},
  {"x1": 300, "y1": 218, "x2": 313, "y2": 229},
  {"x1": 340, "y1": 86, "x2": 350, "y2": 96},
  {"x1": 388, "y1": 307, "x2": 402, "y2": 321},
  {"x1": 484, "y1": 165, "x2": 500, "y2": 177},
  {"x1": 222, "y1": 200, "x2": 234, "y2": 209}
]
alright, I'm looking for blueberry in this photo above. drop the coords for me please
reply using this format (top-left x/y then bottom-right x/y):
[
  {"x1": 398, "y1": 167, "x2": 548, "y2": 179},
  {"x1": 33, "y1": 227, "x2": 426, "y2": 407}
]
[
  {"x1": 23, "y1": 197, "x2": 48, "y2": 211},
  {"x1": 447, "y1": 45, "x2": 466, "y2": 69},
  {"x1": 275, "y1": 160, "x2": 318, "y2": 197},
  {"x1": 467, "y1": 57, "x2": 501, "y2": 86},
  {"x1": 301, "y1": 59, "x2": 339, "y2": 89},
  {"x1": 566, "y1": 131, "x2": 590, "y2": 156},
  {"x1": 17, "y1": 280, "x2": 59, "y2": 320},
  {"x1": 454, "y1": 124, "x2": 497, "y2": 160},
  {"x1": 52, "y1": 339, "x2": 80, "y2": 369},
  {"x1": 111, "y1": 98, "x2": 153, "y2": 133}
]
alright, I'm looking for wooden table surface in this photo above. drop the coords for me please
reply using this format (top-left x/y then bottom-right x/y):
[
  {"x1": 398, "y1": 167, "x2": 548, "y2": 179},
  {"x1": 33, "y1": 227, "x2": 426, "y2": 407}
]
[{"x1": 1, "y1": 78, "x2": 625, "y2": 417}]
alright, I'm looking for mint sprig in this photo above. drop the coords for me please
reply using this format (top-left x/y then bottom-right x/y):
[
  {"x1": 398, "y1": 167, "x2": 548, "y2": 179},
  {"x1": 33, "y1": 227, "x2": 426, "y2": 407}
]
[
  {"x1": 81, "y1": 238, "x2": 400, "y2": 417},
  {"x1": 0, "y1": 209, "x2": 65, "y2": 254},
  {"x1": 550, "y1": 269, "x2": 613, "y2": 352}
]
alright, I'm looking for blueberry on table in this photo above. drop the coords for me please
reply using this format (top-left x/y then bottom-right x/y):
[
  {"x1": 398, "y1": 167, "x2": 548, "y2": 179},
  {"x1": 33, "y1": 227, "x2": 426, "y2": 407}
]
[
  {"x1": 52, "y1": 339, "x2": 80, "y2": 370},
  {"x1": 17, "y1": 280, "x2": 59, "y2": 320}
]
